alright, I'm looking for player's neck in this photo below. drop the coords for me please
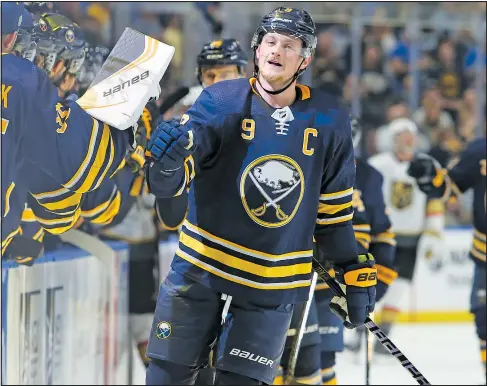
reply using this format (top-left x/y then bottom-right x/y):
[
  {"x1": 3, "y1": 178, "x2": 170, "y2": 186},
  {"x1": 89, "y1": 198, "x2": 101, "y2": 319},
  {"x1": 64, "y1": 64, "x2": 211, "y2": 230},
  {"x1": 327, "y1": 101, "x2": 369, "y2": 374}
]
[{"x1": 255, "y1": 76, "x2": 297, "y2": 108}]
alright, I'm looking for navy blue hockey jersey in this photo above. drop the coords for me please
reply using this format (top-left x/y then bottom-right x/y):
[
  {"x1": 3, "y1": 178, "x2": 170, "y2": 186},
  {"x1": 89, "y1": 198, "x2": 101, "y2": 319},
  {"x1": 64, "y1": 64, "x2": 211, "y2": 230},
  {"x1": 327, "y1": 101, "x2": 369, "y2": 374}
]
[
  {"x1": 147, "y1": 78, "x2": 357, "y2": 305},
  {"x1": 1, "y1": 53, "x2": 130, "y2": 254},
  {"x1": 447, "y1": 138, "x2": 486, "y2": 264},
  {"x1": 315, "y1": 158, "x2": 396, "y2": 294}
]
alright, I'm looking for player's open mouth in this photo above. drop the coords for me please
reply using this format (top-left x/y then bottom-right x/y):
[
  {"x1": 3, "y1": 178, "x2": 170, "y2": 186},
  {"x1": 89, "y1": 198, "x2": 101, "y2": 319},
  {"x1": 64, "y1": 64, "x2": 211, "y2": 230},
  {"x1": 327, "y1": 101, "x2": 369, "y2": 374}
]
[{"x1": 268, "y1": 60, "x2": 282, "y2": 67}]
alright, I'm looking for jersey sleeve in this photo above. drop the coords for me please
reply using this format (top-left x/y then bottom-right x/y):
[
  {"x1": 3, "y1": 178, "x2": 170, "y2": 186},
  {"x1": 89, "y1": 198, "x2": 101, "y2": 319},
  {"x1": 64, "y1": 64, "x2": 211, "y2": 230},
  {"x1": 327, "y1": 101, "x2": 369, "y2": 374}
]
[
  {"x1": 155, "y1": 192, "x2": 189, "y2": 230},
  {"x1": 448, "y1": 139, "x2": 484, "y2": 194},
  {"x1": 314, "y1": 115, "x2": 358, "y2": 266},
  {"x1": 26, "y1": 193, "x2": 82, "y2": 235},
  {"x1": 23, "y1": 65, "x2": 130, "y2": 195},
  {"x1": 146, "y1": 88, "x2": 222, "y2": 198},
  {"x1": 82, "y1": 167, "x2": 139, "y2": 228},
  {"x1": 364, "y1": 167, "x2": 397, "y2": 286}
]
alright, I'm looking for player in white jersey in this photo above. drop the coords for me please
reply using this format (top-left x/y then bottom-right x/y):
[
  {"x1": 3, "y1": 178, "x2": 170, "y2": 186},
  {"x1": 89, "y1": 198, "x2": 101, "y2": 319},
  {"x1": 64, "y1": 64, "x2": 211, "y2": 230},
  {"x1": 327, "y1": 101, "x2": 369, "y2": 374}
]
[{"x1": 368, "y1": 118, "x2": 446, "y2": 355}]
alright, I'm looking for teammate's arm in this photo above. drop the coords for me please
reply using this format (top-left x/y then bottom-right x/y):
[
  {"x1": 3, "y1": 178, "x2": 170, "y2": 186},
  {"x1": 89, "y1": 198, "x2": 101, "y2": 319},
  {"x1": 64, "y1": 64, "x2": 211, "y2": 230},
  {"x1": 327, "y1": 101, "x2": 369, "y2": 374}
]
[
  {"x1": 314, "y1": 114, "x2": 376, "y2": 327},
  {"x1": 22, "y1": 64, "x2": 133, "y2": 194},
  {"x1": 408, "y1": 138, "x2": 484, "y2": 200},
  {"x1": 365, "y1": 169, "x2": 397, "y2": 301}
]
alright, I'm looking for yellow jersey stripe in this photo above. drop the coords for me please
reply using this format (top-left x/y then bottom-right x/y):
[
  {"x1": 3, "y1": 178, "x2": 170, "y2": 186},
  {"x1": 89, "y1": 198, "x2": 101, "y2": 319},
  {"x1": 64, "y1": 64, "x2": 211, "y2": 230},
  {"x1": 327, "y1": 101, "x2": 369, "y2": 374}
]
[
  {"x1": 354, "y1": 232, "x2": 371, "y2": 243},
  {"x1": 3, "y1": 182, "x2": 15, "y2": 217},
  {"x1": 320, "y1": 187, "x2": 353, "y2": 201},
  {"x1": 316, "y1": 212, "x2": 353, "y2": 225},
  {"x1": 1, "y1": 226, "x2": 21, "y2": 250},
  {"x1": 318, "y1": 201, "x2": 353, "y2": 215},
  {"x1": 93, "y1": 127, "x2": 115, "y2": 190},
  {"x1": 21, "y1": 208, "x2": 36, "y2": 222},
  {"x1": 176, "y1": 248, "x2": 311, "y2": 290},
  {"x1": 471, "y1": 247, "x2": 486, "y2": 262},
  {"x1": 180, "y1": 232, "x2": 311, "y2": 278},
  {"x1": 357, "y1": 238, "x2": 369, "y2": 250},
  {"x1": 90, "y1": 191, "x2": 121, "y2": 225},
  {"x1": 35, "y1": 192, "x2": 83, "y2": 211},
  {"x1": 184, "y1": 220, "x2": 312, "y2": 260},
  {"x1": 110, "y1": 158, "x2": 126, "y2": 179},
  {"x1": 376, "y1": 264, "x2": 398, "y2": 285},
  {"x1": 77, "y1": 123, "x2": 110, "y2": 192},
  {"x1": 372, "y1": 230, "x2": 396, "y2": 239},
  {"x1": 475, "y1": 229, "x2": 486, "y2": 242},
  {"x1": 32, "y1": 227, "x2": 45, "y2": 241},
  {"x1": 353, "y1": 224, "x2": 371, "y2": 231},
  {"x1": 473, "y1": 238, "x2": 486, "y2": 254},
  {"x1": 371, "y1": 237, "x2": 397, "y2": 246}
]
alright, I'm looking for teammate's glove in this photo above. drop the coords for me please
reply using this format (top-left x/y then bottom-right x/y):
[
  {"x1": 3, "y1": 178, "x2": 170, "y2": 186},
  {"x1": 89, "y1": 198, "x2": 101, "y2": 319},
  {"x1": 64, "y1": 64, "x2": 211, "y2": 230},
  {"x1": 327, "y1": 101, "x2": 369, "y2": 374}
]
[
  {"x1": 126, "y1": 120, "x2": 149, "y2": 174},
  {"x1": 417, "y1": 231, "x2": 445, "y2": 272},
  {"x1": 407, "y1": 153, "x2": 446, "y2": 195},
  {"x1": 329, "y1": 253, "x2": 377, "y2": 329},
  {"x1": 147, "y1": 120, "x2": 196, "y2": 172}
]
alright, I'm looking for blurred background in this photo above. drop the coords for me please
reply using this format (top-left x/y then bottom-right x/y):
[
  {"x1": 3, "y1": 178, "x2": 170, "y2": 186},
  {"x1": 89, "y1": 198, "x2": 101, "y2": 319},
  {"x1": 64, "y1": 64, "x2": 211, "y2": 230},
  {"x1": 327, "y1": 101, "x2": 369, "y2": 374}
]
[{"x1": 54, "y1": 1, "x2": 486, "y2": 225}]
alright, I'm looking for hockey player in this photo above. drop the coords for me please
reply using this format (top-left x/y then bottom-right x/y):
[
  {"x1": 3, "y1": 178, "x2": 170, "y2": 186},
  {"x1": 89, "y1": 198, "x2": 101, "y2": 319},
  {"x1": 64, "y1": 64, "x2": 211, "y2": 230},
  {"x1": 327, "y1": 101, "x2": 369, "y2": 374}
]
[
  {"x1": 1, "y1": 3, "x2": 146, "y2": 260},
  {"x1": 367, "y1": 118, "x2": 446, "y2": 356},
  {"x1": 11, "y1": 12, "x2": 144, "y2": 264},
  {"x1": 155, "y1": 38, "x2": 249, "y2": 232},
  {"x1": 145, "y1": 7, "x2": 376, "y2": 385},
  {"x1": 275, "y1": 117, "x2": 397, "y2": 385},
  {"x1": 407, "y1": 137, "x2": 486, "y2": 380}
]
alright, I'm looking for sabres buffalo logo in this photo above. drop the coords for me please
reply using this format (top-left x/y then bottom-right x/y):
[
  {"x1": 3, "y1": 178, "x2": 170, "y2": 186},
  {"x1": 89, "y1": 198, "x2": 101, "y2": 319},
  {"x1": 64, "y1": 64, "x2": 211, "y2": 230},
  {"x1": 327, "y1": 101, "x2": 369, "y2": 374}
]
[
  {"x1": 240, "y1": 155, "x2": 304, "y2": 228},
  {"x1": 39, "y1": 18, "x2": 48, "y2": 32},
  {"x1": 65, "y1": 29, "x2": 75, "y2": 43}
]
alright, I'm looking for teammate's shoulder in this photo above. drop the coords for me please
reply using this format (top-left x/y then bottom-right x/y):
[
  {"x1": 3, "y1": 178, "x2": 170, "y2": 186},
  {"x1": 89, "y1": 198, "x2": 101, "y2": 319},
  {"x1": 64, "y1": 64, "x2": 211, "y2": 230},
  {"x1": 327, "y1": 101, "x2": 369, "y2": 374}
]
[
  {"x1": 196, "y1": 78, "x2": 249, "y2": 115},
  {"x1": 356, "y1": 157, "x2": 384, "y2": 181},
  {"x1": 2, "y1": 53, "x2": 38, "y2": 84},
  {"x1": 466, "y1": 137, "x2": 486, "y2": 156}
]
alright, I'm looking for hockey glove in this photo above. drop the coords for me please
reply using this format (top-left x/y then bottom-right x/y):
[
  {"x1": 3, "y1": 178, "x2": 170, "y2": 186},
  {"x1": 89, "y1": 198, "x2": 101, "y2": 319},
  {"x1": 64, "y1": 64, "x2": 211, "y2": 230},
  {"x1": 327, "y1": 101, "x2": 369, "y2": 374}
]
[
  {"x1": 147, "y1": 120, "x2": 196, "y2": 172},
  {"x1": 407, "y1": 153, "x2": 446, "y2": 196},
  {"x1": 126, "y1": 120, "x2": 150, "y2": 174},
  {"x1": 329, "y1": 253, "x2": 377, "y2": 329}
]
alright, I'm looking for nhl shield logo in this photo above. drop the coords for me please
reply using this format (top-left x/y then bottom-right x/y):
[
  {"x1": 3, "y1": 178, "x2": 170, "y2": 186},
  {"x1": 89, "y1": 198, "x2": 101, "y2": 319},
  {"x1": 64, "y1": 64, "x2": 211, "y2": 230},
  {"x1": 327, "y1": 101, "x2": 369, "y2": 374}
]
[
  {"x1": 240, "y1": 155, "x2": 305, "y2": 228},
  {"x1": 391, "y1": 180, "x2": 414, "y2": 210}
]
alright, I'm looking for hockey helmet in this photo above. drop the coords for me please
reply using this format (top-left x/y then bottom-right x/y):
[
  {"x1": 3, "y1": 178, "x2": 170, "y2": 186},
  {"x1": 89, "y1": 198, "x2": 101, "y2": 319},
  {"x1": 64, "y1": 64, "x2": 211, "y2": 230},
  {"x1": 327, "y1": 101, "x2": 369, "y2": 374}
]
[
  {"x1": 196, "y1": 38, "x2": 248, "y2": 85},
  {"x1": 251, "y1": 7, "x2": 317, "y2": 58},
  {"x1": 13, "y1": 9, "x2": 37, "y2": 62},
  {"x1": 250, "y1": 7, "x2": 317, "y2": 95}
]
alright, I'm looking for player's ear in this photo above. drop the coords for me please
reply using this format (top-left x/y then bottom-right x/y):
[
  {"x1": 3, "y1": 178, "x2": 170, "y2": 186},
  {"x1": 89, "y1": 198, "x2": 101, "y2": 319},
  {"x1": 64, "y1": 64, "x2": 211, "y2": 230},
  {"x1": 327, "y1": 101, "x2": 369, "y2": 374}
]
[{"x1": 299, "y1": 57, "x2": 312, "y2": 71}]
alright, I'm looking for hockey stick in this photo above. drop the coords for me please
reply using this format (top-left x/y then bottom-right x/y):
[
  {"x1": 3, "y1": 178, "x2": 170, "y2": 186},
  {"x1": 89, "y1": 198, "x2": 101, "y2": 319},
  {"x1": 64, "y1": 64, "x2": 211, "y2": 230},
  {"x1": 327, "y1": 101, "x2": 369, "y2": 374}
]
[
  {"x1": 59, "y1": 229, "x2": 117, "y2": 263},
  {"x1": 284, "y1": 271, "x2": 318, "y2": 385},
  {"x1": 365, "y1": 312, "x2": 374, "y2": 385},
  {"x1": 311, "y1": 257, "x2": 431, "y2": 385}
]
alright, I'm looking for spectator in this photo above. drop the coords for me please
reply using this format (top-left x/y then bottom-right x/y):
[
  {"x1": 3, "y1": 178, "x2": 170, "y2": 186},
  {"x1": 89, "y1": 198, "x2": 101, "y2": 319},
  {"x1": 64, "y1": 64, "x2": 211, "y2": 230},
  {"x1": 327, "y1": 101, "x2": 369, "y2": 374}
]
[
  {"x1": 161, "y1": 15, "x2": 183, "y2": 83},
  {"x1": 428, "y1": 38, "x2": 468, "y2": 124},
  {"x1": 412, "y1": 85, "x2": 455, "y2": 146},
  {"x1": 360, "y1": 43, "x2": 394, "y2": 128},
  {"x1": 312, "y1": 29, "x2": 347, "y2": 97},
  {"x1": 132, "y1": 10, "x2": 163, "y2": 40},
  {"x1": 388, "y1": 30, "x2": 435, "y2": 94},
  {"x1": 458, "y1": 88, "x2": 480, "y2": 142}
]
